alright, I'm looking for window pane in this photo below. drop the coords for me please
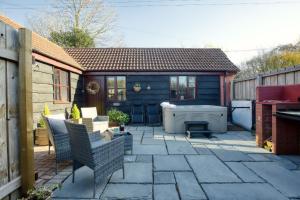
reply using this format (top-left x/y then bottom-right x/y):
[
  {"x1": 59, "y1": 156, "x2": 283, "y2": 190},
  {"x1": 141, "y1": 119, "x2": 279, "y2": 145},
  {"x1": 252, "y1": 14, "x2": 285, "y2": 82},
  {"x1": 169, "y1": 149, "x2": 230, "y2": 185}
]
[
  {"x1": 108, "y1": 89, "x2": 115, "y2": 100},
  {"x1": 188, "y1": 77, "x2": 196, "y2": 87},
  {"x1": 117, "y1": 76, "x2": 126, "y2": 88},
  {"x1": 178, "y1": 76, "x2": 187, "y2": 99},
  {"x1": 61, "y1": 87, "x2": 69, "y2": 101},
  {"x1": 107, "y1": 77, "x2": 115, "y2": 88},
  {"x1": 54, "y1": 70, "x2": 60, "y2": 85},
  {"x1": 170, "y1": 77, "x2": 177, "y2": 99},
  {"x1": 60, "y1": 70, "x2": 69, "y2": 86},
  {"x1": 117, "y1": 89, "x2": 126, "y2": 101},
  {"x1": 187, "y1": 87, "x2": 196, "y2": 99},
  {"x1": 170, "y1": 77, "x2": 177, "y2": 90},
  {"x1": 54, "y1": 86, "x2": 60, "y2": 100}
]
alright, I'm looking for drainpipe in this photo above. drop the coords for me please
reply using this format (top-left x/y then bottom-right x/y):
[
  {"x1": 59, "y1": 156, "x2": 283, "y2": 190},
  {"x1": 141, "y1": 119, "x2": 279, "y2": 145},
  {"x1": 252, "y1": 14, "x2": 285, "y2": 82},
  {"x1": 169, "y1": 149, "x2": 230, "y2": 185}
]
[{"x1": 224, "y1": 71, "x2": 227, "y2": 106}]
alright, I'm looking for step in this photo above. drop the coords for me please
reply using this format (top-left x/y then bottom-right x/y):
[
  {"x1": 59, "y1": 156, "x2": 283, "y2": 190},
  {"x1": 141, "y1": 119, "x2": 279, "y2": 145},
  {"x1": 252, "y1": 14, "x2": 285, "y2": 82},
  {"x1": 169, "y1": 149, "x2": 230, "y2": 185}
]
[{"x1": 186, "y1": 130, "x2": 212, "y2": 138}]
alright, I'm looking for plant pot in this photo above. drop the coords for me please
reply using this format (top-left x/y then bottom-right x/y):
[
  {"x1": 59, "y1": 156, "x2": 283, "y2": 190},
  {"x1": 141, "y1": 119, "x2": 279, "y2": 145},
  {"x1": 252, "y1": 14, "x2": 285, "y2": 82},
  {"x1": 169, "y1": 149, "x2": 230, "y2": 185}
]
[
  {"x1": 71, "y1": 118, "x2": 82, "y2": 124},
  {"x1": 109, "y1": 121, "x2": 119, "y2": 127},
  {"x1": 35, "y1": 127, "x2": 49, "y2": 146},
  {"x1": 133, "y1": 86, "x2": 141, "y2": 93}
]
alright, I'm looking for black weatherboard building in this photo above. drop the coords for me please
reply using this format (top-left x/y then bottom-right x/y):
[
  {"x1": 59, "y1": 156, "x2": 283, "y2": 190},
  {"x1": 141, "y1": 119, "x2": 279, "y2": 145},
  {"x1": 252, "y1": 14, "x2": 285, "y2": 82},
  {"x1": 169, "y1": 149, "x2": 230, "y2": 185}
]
[{"x1": 65, "y1": 48, "x2": 239, "y2": 117}]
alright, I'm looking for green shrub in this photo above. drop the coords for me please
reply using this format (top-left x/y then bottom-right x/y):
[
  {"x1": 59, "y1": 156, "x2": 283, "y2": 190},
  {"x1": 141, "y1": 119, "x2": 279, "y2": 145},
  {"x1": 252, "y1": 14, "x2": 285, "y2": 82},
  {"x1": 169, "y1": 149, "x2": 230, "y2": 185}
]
[
  {"x1": 38, "y1": 104, "x2": 50, "y2": 128},
  {"x1": 108, "y1": 108, "x2": 130, "y2": 124},
  {"x1": 71, "y1": 104, "x2": 81, "y2": 119}
]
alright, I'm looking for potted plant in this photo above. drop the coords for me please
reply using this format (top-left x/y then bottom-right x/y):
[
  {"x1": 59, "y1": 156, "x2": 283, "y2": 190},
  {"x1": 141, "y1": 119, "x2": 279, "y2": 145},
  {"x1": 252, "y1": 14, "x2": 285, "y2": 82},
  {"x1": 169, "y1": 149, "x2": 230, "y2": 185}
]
[
  {"x1": 35, "y1": 104, "x2": 50, "y2": 146},
  {"x1": 107, "y1": 108, "x2": 130, "y2": 131},
  {"x1": 133, "y1": 82, "x2": 142, "y2": 93},
  {"x1": 71, "y1": 104, "x2": 82, "y2": 124},
  {"x1": 19, "y1": 185, "x2": 59, "y2": 200}
]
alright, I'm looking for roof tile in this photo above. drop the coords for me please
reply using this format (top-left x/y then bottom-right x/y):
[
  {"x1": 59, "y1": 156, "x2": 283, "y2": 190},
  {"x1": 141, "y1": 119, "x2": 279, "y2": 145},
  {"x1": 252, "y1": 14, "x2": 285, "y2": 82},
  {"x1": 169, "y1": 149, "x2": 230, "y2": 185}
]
[
  {"x1": 65, "y1": 48, "x2": 239, "y2": 72},
  {"x1": 0, "y1": 15, "x2": 82, "y2": 70}
]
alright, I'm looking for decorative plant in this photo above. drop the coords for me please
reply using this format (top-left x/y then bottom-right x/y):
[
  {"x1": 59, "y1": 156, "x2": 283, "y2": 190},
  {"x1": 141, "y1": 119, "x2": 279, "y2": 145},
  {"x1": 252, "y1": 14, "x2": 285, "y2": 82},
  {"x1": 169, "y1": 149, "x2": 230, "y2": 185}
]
[
  {"x1": 71, "y1": 104, "x2": 81, "y2": 119},
  {"x1": 108, "y1": 108, "x2": 130, "y2": 125},
  {"x1": 38, "y1": 104, "x2": 50, "y2": 128},
  {"x1": 133, "y1": 82, "x2": 142, "y2": 92},
  {"x1": 19, "y1": 185, "x2": 59, "y2": 200}
]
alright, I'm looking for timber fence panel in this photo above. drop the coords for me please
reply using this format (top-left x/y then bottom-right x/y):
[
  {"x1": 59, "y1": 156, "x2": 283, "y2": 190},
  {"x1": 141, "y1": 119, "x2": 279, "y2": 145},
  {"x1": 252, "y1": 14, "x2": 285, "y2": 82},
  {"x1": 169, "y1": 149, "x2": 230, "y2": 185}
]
[
  {"x1": 232, "y1": 65, "x2": 300, "y2": 100},
  {"x1": 0, "y1": 20, "x2": 22, "y2": 200}
]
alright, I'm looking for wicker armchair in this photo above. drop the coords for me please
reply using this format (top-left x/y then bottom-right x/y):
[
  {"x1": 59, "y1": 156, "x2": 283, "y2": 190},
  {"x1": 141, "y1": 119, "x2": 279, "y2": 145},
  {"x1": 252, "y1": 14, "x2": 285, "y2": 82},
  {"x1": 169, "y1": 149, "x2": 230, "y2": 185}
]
[
  {"x1": 44, "y1": 114, "x2": 71, "y2": 174},
  {"x1": 81, "y1": 107, "x2": 109, "y2": 132},
  {"x1": 131, "y1": 104, "x2": 145, "y2": 124},
  {"x1": 146, "y1": 103, "x2": 161, "y2": 125},
  {"x1": 64, "y1": 121, "x2": 125, "y2": 197}
]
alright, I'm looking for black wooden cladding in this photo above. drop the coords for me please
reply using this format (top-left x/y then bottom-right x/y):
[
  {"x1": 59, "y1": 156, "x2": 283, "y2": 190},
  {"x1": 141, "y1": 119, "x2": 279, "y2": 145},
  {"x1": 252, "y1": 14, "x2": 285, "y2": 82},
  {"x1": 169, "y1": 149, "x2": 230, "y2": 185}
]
[{"x1": 105, "y1": 75, "x2": 220, "y2": 114}]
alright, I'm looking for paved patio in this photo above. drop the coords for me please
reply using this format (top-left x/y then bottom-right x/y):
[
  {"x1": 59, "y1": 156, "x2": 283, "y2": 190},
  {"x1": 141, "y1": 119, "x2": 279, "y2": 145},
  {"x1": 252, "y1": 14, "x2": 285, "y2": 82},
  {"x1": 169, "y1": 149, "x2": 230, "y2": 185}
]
[
  {"x1": 50, "y1": 126, "x2": 300, "y2": 200},
  {"x1": 34, "y1": 146, "x2": 72, "y2": 187}
]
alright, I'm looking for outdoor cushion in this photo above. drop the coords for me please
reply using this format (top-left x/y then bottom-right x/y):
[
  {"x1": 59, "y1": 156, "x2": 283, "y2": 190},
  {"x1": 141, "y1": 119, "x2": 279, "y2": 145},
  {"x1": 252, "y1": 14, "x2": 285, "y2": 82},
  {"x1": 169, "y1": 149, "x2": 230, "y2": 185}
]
[
  {"x1": 81, "y1": 107, "x2": 109, "y2": 132},
  {"x1": 48, "y1": 113, "x2": 66, "y2": 120},
  {"x1": 81, "y1": 107, "x2": 98, "y2": 119},
  {"x1": 48, "y1": 118, "x2": 68, "y2": 135}
]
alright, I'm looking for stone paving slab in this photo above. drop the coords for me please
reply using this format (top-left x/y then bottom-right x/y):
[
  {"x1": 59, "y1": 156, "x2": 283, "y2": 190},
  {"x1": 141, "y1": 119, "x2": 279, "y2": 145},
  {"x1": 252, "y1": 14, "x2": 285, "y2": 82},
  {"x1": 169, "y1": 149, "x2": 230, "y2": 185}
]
[
  {"x1": 136, "y1": 155, "x2": 153, "y2": 163},
  {"x1": 247, "y1": 153, "x2": 270, "y2": 161},
  {"x1": 154, "y1": 155, "x2": 191, "y2": 171},
  {"x1": 154, "y1": 172, "x2": 175, "y2": 184},
  {"x1": 174, "y1": 135, "x2": 188, "y2": 141},
  {"x1": 130, "y1": 130, "x2": 144, "y2": 135},
  {"x1": 110, "y1": 162, "x2": 152, "y2": 183},
  {"x1": 101, "y1": 184, "x2": 152, "y2": 200},
  {"x1": 154, "y1": 184, "x2": 180, "y2": 200},
  {"x1": 133, "y1": 144, "x2": 168, "y2": 155},
  {"x1": 233, "y1": 145, "x2": 271, "y2": 154},
  {"x1": 282, "y1": 155, "x2": 300, "y2": 165},
  {"x1": 174, "y1": 172, "x2": 207, "y2": 200},
  {"x1": 264, "y1": 154, "x2": 298, "y2": 170},
  {"x1": 226, "y1": 162, "x2": 264, "y2": 183},
  {"x1": 208, "y1": 144, "x2": 253, "y2": 162},
  {"x1": 164, "y1": 135, "x2": 175, "y2": 141},
  {"x1": 166, "y1": 141, "x2": 197, "y2": 155},
  {"x1": 187, "y1": 137, "x2": 216, "y2": 145},
  {"x1": 186, "y1": 155, "x2": 241, "y2": 183},
  {"x1": 52, "y1": 166, "x2": 107, "y2": 199},
  {"x1": 124, "y1": 155, "x2": 136, "y2": 162},
  {"x1": 142, "y1": 137, "x2": 165, "y2": 145},
  {"x1": 192, "y1": 144, "x2": 213, "y2": 155},
  {"x1": 244, "y1": 162, "x2": 300, "y2": 198},
  {"x1": 202, "y1": 183, "x2": 289, "y2": 200}
]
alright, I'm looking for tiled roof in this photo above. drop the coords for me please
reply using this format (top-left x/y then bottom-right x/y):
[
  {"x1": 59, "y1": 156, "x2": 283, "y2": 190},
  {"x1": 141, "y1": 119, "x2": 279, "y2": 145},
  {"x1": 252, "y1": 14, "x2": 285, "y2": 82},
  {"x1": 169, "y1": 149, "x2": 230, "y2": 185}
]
[
  {"x1": 0, "y1": 15, "x2": 82, "y2": 70},
  {"x1": 65, "y1": 48, "x2": 239, "y2": 72}
]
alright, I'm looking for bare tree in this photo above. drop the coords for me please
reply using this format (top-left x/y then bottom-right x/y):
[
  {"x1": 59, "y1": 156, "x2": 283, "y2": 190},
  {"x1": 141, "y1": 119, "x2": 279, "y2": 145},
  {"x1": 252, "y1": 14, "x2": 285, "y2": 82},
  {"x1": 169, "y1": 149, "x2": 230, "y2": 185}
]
[{"x1": 27, "y1": 0, "x2": 123, "y2": 46}]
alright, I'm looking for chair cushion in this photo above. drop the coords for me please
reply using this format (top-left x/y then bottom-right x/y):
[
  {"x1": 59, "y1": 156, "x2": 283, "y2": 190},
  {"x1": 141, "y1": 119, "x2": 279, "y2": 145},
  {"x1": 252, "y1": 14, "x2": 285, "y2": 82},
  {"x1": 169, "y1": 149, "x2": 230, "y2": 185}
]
[
  {"x1": 48, "y1": 118, "x2": 68, "y2": 135},
  {"x1": 48, "y1": 114, "x2": 65, "y2": 120},
  {"x1": 81, "y1": 107, "x2": 98, "y2": 118},
  {"x1": 91, "y1": 139, "x2": 107, "y2": 151},
  {"x1": 93, "y1": 121, "x2": 108, "y2": 125}
]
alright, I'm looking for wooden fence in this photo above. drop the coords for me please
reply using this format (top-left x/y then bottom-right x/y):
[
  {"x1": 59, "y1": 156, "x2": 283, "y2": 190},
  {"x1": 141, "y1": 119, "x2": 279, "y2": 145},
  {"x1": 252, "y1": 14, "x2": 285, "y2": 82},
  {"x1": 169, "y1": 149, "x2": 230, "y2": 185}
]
[
  {"x1": 232, "y1": 65, "x2": 300, "y2": 100},
  {"x1": 0, "y1": 21, "x2": 34, "y2": 199},
  {"x1": 0, "y1": 20, "x2": 21, "y2": 200}
]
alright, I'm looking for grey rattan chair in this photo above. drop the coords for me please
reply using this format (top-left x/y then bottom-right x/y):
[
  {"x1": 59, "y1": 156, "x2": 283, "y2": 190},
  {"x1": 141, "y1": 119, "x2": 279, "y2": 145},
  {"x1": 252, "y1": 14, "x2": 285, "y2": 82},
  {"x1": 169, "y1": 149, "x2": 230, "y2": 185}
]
[
  {"x1": 64, "y1": 121, "x2": 125, "y2": 197},
  {"x1": 44, "y1": 115, "x2": 71, "y2": 174}
]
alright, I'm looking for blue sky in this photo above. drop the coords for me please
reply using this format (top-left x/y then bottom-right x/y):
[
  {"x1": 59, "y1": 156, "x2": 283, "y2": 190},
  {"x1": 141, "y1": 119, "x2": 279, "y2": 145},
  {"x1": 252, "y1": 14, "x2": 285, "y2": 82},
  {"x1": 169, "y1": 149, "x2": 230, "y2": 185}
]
[{"x1": 1, "y1": 0, "x2": 300, "y2": 66}]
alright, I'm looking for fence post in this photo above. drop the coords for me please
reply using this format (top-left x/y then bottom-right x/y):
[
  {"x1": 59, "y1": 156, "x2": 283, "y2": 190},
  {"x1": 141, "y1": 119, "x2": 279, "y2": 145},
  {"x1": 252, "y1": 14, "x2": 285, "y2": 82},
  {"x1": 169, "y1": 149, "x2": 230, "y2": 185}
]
[
  {"x1": 256, "y1": 74, "x2": 263, "y2": 86},
  {"x1": 19, "y1": 28, "x2": 34, "y2": 195}
]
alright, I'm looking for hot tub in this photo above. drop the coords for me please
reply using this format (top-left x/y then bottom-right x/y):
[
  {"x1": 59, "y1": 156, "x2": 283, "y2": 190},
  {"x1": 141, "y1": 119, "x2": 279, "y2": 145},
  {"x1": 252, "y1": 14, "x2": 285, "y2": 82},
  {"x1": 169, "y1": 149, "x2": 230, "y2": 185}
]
[{"x1": 162, "y1": 104, "x2": 227, "y2": 134}]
